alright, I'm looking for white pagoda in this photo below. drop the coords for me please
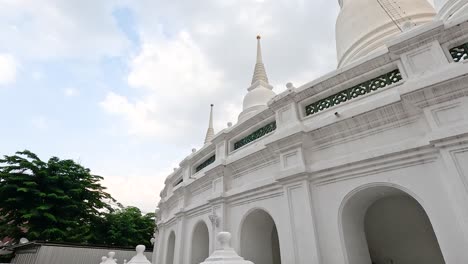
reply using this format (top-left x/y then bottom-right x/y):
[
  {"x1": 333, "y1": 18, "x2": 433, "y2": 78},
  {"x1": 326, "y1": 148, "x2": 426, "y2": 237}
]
[{"x1": 153, "y1": 0, "x2": 468, "y2": 263}]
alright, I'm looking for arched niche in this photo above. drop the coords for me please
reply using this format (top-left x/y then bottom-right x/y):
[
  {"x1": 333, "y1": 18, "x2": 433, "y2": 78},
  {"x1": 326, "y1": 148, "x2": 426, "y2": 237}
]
[
  {"x1": 190, "y1": 221, "x2": 210, "y2": 264},
  {"x1": 340, "y1": 184, "x2": 445, "y2": 264},
  {"x1": 240, "y1": 209, "x2": 281, "y2": 264},
  {"x1": 165, "y1": 231, "x2": 176, "y2": 264}
]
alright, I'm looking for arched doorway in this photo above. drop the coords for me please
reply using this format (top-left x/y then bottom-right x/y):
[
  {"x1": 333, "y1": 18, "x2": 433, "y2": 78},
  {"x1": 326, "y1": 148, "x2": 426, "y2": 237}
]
[
  {"x1": 341, "y1": 185, "x2": 445, "y2": 264},
  {"x1": 191, "y1": 221, "x2": 209, "y2": 264},
  {"x1": 165, "y1": 231, "x2": 176, "y2": 264},
  {"x1": 240, "y1": 209, "x2": 281, "y2": 264}
]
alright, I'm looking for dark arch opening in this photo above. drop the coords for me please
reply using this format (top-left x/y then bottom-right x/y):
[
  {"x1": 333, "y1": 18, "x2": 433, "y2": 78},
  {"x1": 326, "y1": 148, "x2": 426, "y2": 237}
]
[
  {"x1": 342, "y1": 186, "x2": 445, "y2": 264},
  {"x1": 240, "y1": 209, "x2": 281, "y2": 264},
  {"x1": 190, "y1": 221, "x2": 209, "y2": 264},
  {"x1": 165, "y1": 231, "x2": 176, "y2": 264}
]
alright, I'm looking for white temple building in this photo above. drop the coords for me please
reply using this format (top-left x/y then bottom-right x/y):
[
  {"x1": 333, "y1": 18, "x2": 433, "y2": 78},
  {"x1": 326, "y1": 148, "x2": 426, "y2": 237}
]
[{"x1": 152, "y1": 0, "x2": 468, "y2": 263}]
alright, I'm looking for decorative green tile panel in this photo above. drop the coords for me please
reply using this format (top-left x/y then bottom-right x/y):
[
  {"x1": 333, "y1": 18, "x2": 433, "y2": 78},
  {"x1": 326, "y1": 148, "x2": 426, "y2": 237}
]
[
  {"x1": 195, "y1": 155, "x2": 216, "y2": 173},
  {"x1": 234, "y1": 121, "x2": 277, "y2": 150},
  {"x1": 305, "y1": 69, "x2": 403, "y2": 117},
  {"x1": 450, "y1": 42, "x2": 468, "y2": 62}
]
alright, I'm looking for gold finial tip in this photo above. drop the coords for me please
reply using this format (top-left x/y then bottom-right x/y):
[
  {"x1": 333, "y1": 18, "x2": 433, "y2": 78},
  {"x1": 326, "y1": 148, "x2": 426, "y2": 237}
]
[{"x1": 256, "y1": 35, "x2": 261, "y2": 40}]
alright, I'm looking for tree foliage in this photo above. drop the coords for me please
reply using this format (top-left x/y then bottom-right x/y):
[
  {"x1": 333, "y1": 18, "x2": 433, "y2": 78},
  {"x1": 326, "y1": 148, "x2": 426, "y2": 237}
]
[
  {"x1": 0, "y1": 150, "x2": 156, "y2": 248},
  {"x1": 0, "y1": 150, "x2": 114, "y2": 243},
  {"x1": 92, "y1": 207, "x2": 155, "y2": 248}
]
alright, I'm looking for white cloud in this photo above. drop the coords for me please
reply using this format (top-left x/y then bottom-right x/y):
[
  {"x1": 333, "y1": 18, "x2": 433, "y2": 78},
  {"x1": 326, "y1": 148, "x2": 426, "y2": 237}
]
[
  {"x1": 32, "y1": 71, "x2": 44, "y2": 81},
  {"x1": 64, "y1": 87, "x2": 79, "y2": 97},
  {"x1": 31, "y1": 116, "x2": 48, "y2": 131},
  {"x1": 0, "y1": 0, "x2": 341, "y2": 210},
  {"x1": 0, "y1": 0, "x2": 343, "y2": 212},
  {"x1": 101, "y1": 92, "x2": 163, "y2": 137},
  {"x1": 101, "y1": 31, "x2": 229, "y2": 142},
  {"x1": 124, "y1": 0, "x2": 339, "y2": 87},
  {"x1": 0, "y1": 0, "x2": 129, "y2": 59},
  {"x1": 100, "y1": 172, "x2": 166, "y2": 213},
  {"x1": 99, "y1": 1, "x2": 341, "y2": 208},
  {"x1": 103, "y1": 0, "x2": 339, "y2": 143},
  {"x1": 0, "y1": 53, "x2": 17, "y2": 85}
]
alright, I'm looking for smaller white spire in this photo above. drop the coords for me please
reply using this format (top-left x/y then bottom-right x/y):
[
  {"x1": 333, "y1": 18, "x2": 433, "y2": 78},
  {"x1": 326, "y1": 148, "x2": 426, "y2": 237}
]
[
  {"x1": 238, "y1": 36, "x2": 276, "y2": 123},
  {"x1": 204, "y1": 104, "x2": 215, "y2": 145},
  {"x1": 251, "y1": 35, "x2": 269, "y2": 85}
]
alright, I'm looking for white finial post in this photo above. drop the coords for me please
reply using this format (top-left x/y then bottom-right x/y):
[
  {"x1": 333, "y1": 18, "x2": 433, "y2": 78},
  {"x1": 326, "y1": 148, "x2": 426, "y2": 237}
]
[
  {"x1": 256, "y1": 35, "x2": 263, "y2": 64},
  {"x1": 200, "y1": 232, "x2": 254, "y2": 264},
  {"x1": 101, "y1": 252, "x2": 117, "y2": 264},
  {"x1": 218, "y1": 232, "x2": 231, "y2": 250},
  {"x1": 127, "y1": 245, "x2": 151, "y2": 264},
  {"x1": 204, "y1": 104, "x2": 215, "y2": 144}
]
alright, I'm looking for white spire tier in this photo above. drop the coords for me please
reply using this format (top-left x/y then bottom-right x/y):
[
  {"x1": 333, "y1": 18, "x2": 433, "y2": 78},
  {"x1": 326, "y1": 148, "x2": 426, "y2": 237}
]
[
  {"x1": 204, "y1": 104, "x2": 215, "y2": 145},
  {"x1": 251, "y1": 35, "x2": 269, "y2": 84},
  {"x1": 238, "y1": 36, "x2": 276, "y2": 123},
  {"x1": 336, "y1": 0, "x2": 436, "y2": 68}
]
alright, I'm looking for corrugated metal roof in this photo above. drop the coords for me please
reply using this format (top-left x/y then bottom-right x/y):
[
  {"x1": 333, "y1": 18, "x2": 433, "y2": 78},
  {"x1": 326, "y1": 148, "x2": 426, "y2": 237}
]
[
  {"x1": 11, "y1": 244, "x2": 39, "y2": 264},
  {"x1": 11, "y1": 251, "x2": 38, "y2": 264},
  {"x1": 11, "y1": 244, "x2": 152, "y2": 264}
]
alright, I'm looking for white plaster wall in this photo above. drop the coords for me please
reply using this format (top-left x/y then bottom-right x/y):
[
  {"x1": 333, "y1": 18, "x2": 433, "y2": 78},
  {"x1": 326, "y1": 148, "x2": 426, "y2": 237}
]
[
  {"x1": 188, "y1": 183, "x2": 213, "y2": 206},
  {"x1": 305, "y1": 117, "x2": 428, "y2": 165},
  {"x1": 156, "y1": 146, "x2": 468, "y2": 264},
  {"x1": 312, "y1": 162, "x2": 468, "y2": 264},
  {"x1": 228, "y1": 161, "x2": 280, "y2": 190},
  {"x1": 434, "y1": 0, "x2": 445, "y2": 9}
]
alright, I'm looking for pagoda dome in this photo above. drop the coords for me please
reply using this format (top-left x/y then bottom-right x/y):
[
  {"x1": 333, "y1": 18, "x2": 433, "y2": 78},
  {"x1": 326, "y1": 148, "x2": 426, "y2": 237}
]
[
  {"x1": 336, "y1": 0, "x2": 436, "y2": 68},
  {"x1": 437, "y1": 0, "x2": 468, "y2": 21},
  {"x1": 240, "y1": 84, "x2": 276, "y2": 120}
]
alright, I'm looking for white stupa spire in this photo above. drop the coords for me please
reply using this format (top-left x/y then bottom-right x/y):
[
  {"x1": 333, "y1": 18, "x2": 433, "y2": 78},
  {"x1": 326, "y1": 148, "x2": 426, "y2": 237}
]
[
  {"x1": 238, "y1": 36, "x2": 276, "y2": 123},
  {"x1": 251, "y1": 35, "x2": 269, "y2": 84},
  {"x1": 204, "y1": 104, "x2": 215, "y2": 145}
]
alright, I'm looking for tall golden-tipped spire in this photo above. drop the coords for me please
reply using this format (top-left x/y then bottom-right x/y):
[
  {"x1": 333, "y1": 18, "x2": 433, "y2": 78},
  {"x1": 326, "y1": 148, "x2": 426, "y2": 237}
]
[
  {"x1": 251, "y1": 35, "x2": 269, "y2": 85},
  {"x1": 204, "y1": 104, "x2": 215, "y2": 145}
]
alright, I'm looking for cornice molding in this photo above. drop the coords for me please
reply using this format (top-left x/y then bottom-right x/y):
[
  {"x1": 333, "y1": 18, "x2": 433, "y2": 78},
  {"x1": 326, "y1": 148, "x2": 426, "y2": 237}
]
[{"x1": 311, "y1": 145, "x2": 438, "y2": 186}]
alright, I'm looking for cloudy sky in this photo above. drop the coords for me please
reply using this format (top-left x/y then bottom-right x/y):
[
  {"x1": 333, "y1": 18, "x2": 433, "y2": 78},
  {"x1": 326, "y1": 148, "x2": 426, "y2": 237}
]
[{"x1": 1, "y1": 0, "x2": 439, "y2": 212}]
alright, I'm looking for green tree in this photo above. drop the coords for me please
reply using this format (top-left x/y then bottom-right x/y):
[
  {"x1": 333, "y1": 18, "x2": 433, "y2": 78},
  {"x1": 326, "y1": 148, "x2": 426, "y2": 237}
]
[
  {"x1": 95, "y1": 206, "x2": 155, "y2": 248},
  {"x1": 0, "y1": 150, "x2": 114, "y2": 243}
]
